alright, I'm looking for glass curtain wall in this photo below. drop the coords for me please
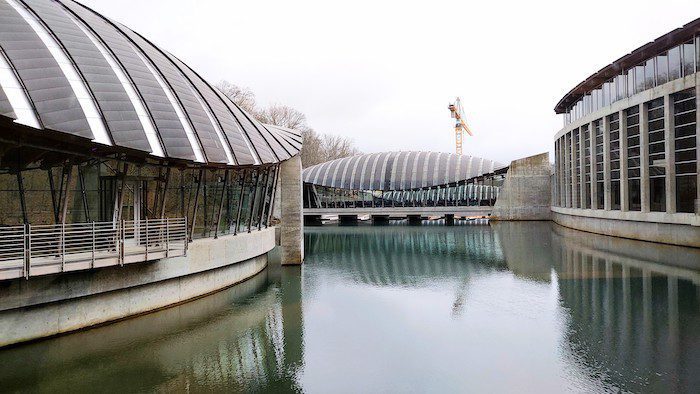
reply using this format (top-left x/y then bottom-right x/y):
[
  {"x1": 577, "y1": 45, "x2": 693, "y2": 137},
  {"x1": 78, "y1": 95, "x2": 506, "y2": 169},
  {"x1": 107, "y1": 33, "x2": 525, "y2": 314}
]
[
  {"x1": 609, "y1": 113, "x2": 621, "y2": 210},
  {"x1": 647, "y1": 98, "x2": 666, "y2": 212},
  {"x1": 583, "y1": 125, "x2": 591, "y2": 209},
  {"x1": 573, "y1": 129, "x2": 581, "y2": 208},
  {"x1": 594, "y1": 120, "x2": 604, "y2": 208},
  {"x1": 563, "y1": 37, "x2": 697, "y2": 125},
  {"x1": 626, "y1": 106, "x2": 642, "y2": 211},
  {"x1": 673, "y1": 89, "x2": 697, "y2": 213}
]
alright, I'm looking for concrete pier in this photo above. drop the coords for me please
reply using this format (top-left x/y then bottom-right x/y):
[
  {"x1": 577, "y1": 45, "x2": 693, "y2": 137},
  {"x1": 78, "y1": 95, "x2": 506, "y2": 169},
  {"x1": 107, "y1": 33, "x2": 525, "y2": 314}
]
[
  {"x1": 407, "y1": 215, "x2": 423, "y2": 225},
  {"x1": 371, "y1": 215, "x2": 390, "y2": 224},
  {"x1": 339, "y1": 214, "x2": 359, "y2": 225},
  {"x1": 491, "y1": 152, "x2": 552, "y2": 221},
  {"x1": 304, "y1": 215, "x2": 322, "y2": 226},
  {"x1": 279, "y1": 155, "x2": 304, "y2": 265}
]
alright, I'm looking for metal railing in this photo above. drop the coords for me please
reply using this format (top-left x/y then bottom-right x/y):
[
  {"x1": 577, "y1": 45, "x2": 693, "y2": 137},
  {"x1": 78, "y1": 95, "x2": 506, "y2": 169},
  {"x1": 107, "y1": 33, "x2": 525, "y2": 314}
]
[{"x1": 0, "y1": 218, "x2": 187, "y2": 281}]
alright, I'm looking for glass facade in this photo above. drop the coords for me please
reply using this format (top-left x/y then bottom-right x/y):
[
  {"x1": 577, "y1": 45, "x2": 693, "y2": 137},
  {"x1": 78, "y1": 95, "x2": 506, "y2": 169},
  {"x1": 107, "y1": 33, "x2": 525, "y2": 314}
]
[
  {"x1": 554, "y1": 32, "x2": 698, "y2": 218},
  {"x1": 302, "y1": 180, "x2": 502, "y2": 209},
  {"x1": 594, "y1": 120, "x2": 604, "y2": 208},
  {"x1": 647, "y1": 98, "x2": 666, "y2": 212},
  {"x1": 554, "y1": 85, "x2": 698, "y2": 216},
  {"x1": 626, "y1": 106, "x2": 642, "y2": 211},
  {"x1": 583, "y1": 125, "x2": 591, "y2": 209},
  {"x1": 673, "y1": 89, "x2": 697, "y2": 213},
  {"x1": 573, "y1": 129, "x2": 580, "y2": 208},
  {"x1": 563, "y1": 37, "x2": 698, "y2": 126},
  {"x1": 0, "y1": 162, "x2": 279, "y2": 238},
  {"x1": 609, "y1": 113, "x2": 622, "y2": 210}
]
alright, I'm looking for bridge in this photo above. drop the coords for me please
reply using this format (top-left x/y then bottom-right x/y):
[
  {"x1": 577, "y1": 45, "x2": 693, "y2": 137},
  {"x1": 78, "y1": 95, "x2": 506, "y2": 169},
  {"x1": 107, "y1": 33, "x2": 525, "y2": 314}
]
[
  {"x1": 302, "y1": 151, "x2": 508, "y2": 224},
  {"x1": 304, "y1": 205, "x2": 494, "y2": 224}
]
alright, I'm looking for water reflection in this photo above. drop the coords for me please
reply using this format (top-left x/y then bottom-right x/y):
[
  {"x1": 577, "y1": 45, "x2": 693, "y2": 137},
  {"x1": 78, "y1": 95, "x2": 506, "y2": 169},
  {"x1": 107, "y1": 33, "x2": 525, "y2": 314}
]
[
  {"x1": 0, "y1": 223, "x2": 697, "y2": 392},
  {"x1": 545, "y1": 224, "x2": 700, "y2": 393},
  {"x1": 0, "y1": 268, "x2": 304, "y2": 393}
]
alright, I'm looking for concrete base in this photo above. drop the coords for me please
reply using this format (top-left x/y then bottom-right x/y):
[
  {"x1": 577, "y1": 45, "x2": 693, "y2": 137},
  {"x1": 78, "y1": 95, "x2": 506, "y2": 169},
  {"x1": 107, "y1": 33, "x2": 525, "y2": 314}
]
[
  {"x1": 552, "y1": 211, "x2": 700, "y2": 248},
  {"x1": 304, "y1": 214, "x2": 322, "y2": 226},
  {"x1": 0, "y1": 228, "x2": 276, "y2": 347},
  {"x1": 491, "y1": 152, "x2": 552, "y2": 221},
  {"x1": 339, "y1": 214, "x2": 359, "y2": 225},
  {"x1": 407, "y1": 215, "x2": 422, "y2": 225},
  {"x1": 371, "y1": 215, "x2": 390, "y2": 225}
]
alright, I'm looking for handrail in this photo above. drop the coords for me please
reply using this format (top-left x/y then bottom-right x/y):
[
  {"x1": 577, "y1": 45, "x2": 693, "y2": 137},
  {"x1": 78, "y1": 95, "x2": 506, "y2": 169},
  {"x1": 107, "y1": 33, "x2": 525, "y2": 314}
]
[{"x1": 0, "y1": 218, "x2": 187, "y2": 281}]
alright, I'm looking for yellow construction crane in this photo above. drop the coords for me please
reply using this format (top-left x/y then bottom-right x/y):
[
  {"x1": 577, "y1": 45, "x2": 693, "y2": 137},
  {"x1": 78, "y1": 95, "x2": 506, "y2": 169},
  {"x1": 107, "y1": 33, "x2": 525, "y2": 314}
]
[{"x1": 447, "y1": 97, "x2": 473, "y2": 155}]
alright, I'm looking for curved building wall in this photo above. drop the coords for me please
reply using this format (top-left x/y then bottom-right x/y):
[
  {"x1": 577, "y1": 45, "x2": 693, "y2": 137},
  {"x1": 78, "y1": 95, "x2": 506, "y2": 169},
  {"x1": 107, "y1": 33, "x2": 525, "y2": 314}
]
[
  {"x1": 0, "y1": 227, "x2": 275, "y2": 347},
  {"x1": 552, "y1": 23, "x2": 699, "y2": 247},
  {"x1": 0, "y1": 0, "x2": 300, "y2": 165},
  {"x1": 303, "y1": 151, "x2": 505, "y2": 191}
]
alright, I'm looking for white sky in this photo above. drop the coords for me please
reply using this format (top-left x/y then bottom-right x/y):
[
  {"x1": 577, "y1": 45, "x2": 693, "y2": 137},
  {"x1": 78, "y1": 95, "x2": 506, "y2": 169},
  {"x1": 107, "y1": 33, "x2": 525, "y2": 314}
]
[{"x1": 83, "y1": 0, "x2": 699, "y2": 164}]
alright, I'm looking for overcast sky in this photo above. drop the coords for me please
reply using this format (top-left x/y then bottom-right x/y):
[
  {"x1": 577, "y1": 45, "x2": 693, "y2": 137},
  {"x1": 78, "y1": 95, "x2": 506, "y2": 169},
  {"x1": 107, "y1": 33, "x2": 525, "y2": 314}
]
[{"x1": 83, "y1": 0, "x2": 698, "y2": 164}]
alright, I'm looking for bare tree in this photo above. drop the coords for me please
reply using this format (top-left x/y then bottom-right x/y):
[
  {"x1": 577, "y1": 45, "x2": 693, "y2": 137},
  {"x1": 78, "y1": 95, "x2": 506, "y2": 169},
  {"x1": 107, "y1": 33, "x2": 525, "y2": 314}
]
[
  {"x1": 299, "y1": 129, "x2": 360, "y2": 168},
  {"x1": 216, "y1": 80, "x2": 257, "y2": 114},
  {"x1": 256, "y1": 104, "x2": 309, "y2": 131},
  {"x1": 215, "y1": 80, "x2": 361, "y2": 168}
]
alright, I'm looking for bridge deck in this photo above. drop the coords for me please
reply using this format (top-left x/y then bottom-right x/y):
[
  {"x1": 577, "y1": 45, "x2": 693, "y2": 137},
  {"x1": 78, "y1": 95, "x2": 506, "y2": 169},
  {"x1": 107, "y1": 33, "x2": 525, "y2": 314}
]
[{"x1": 304, "y1": 206, "x2": 493, "y2": 217}]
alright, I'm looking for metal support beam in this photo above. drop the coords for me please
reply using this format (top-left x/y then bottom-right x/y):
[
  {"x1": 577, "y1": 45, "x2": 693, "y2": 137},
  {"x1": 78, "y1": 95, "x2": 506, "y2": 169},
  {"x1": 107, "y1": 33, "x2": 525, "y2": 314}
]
[
  {"x1": 61, "y1": 165, "x2": 74, "y2": 224},
  {"x1": 234, "y1": 170, "x2": 247, "y2": 235},
  {"x1": 47, "y1": 168, "x2": 60, "y2": 224},
  {"x1": 258, "y1": 168, "x2": 270, "y2": 231},
  {"x1": 214, "y1": 170, "x2": 229, "y2": 239},
  {"x1": 113, "y1": 163, "x2": 128, "y2": 225},
  {"x1": 247, "y1": 170, "x2": 261, "y2": 233},
  {"x1": 189, "y1": 169, "x2": 203, "y2": 242},
  {"x1": 77, "y1": 165, "x2": 90, "y2": 222},
  {"x1": 267, "y1": 166, "x2": 279, "y2": 226},
  {"x1": 16, "y1": 170, "x2": 28, "y2": 225},
  {"x1": 159, "y1": 167, "x2": 171, "y2": 218}
]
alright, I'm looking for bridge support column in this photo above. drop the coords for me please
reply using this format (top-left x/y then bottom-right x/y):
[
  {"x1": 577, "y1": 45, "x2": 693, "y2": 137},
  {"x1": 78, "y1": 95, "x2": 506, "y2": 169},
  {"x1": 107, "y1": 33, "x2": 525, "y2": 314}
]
[
  {"x1": 304, "y1": 215, "x2": 322, "y2": 226},
  {"x1": 279, "y1": 155, "x2": 304, "y2": 265},
  {"x1": 371, "y1": 215, "x2": 389, "y2": 225},
  {"x1": 339, "y1": 215, "x2": 358, "y2": 225},
  {"x1": 407, "y1": 215, "x2": 422, "y2": 225},
  {"x1": 445, "y1": 214, "x2": 455, "y2": 226}
]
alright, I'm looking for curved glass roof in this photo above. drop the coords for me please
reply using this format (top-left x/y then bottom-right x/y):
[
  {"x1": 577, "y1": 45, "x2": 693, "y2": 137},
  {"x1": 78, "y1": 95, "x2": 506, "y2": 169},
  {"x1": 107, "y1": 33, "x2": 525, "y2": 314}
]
[
  {"x1": 0, "y1": 0, "x2": 300, "y2": 165},
  {"x1": 303, "y1": 151, "x2": 506, "y2": 191}
]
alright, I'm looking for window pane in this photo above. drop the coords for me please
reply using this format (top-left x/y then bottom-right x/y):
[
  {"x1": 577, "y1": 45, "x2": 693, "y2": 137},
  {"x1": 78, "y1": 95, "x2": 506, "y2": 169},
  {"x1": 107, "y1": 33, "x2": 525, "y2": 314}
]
[
  {"x1": 668, "y1": 46, "x2": 682, "y2": 80},
  {"x1": 644, "y1": 59, "x2": 655, "y2": 88},
  {"x1": 627, "y1": 70, "x2": 635, "y2": 97},
  {"x1": 656, "y1": 53, "x2": 669, "y2": 84},
  {"x1": 682, "y1": 40, "x2": 696, "y2": 77},
  {"x1": 635, "y1": 65, "x2": 646, "y2": 93}
]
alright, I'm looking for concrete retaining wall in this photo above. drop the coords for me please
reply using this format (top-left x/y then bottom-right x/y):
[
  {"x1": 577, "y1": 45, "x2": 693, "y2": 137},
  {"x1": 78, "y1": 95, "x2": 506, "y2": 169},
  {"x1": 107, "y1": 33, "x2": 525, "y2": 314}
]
[
  {"x1": 552, "y1": 211, "x2": 700, "y2": 248},
  {"x1": 0, "y1": 228, "x2": 276, "y2": 347},
  {"x1": 491, "y1": 152, "x2": 552, "y2": 221}
]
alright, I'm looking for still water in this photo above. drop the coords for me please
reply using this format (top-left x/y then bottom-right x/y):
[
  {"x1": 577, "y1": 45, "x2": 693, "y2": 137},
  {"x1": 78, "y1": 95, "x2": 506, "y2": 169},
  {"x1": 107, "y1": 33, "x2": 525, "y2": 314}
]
[{"x1": 1, "y1": 222, "x2": 699, "y2": 393}]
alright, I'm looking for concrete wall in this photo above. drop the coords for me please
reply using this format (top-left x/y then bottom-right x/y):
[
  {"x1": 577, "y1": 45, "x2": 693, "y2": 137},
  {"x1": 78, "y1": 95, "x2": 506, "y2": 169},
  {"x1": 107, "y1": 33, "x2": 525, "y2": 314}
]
[
  {"x1": 0, "y1": 228, "x2": 276, "y2": 347},
  {"x1": 279, "y1": 155, "x2": 304, "y2": 265},
  {"x1": 491, "y1": 152, "x2": 552, "y2": 221},
  {"x1": 552, "y1": 211, "x2": 700, "y2": 248}
]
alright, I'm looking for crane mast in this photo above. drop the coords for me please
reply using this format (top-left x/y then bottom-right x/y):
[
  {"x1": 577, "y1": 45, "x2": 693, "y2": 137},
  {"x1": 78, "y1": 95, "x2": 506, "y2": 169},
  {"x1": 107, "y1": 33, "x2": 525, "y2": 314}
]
[{"x1": 447, "y1": 97, "x2": 473, "y2": 155}]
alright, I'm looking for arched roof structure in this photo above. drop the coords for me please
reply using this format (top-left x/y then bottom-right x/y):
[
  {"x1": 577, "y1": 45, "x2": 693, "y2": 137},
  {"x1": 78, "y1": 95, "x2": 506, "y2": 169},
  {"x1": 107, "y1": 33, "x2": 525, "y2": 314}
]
[
  {"x1": 302, "y1": 151, "x2": 506, "y2": 191},
  {"x1": 0, "y1": 0, "x2": 300, "y2": 166}
]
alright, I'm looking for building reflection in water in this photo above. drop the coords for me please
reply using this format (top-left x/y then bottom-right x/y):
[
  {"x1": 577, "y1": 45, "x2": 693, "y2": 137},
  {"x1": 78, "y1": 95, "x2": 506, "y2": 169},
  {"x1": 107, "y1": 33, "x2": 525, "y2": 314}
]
[
  {"x1": 0, "y1": 222, "x2": 697, "y2": 392},
  {"x1": 546, "y1": 224, "x2": 700, "y2": 393},
  {"x1": 304, "y1": 222, "x2": 506, "y2": 288},
  {"x1": 0, "y1": 266, "x2": 304, "y2": 393}
]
